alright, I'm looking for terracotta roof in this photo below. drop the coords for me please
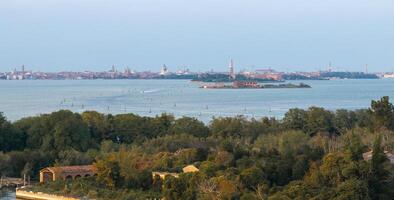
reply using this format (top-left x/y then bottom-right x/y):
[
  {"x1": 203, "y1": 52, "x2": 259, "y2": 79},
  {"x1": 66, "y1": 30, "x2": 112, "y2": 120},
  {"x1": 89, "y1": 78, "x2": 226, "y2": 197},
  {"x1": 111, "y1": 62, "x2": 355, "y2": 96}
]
[
  {"x1": 42, "y1": 165, "x2": 96, "y2": 173},
  {"x1": 182, "y1": 165, "x2": 199, "y2": 173}
]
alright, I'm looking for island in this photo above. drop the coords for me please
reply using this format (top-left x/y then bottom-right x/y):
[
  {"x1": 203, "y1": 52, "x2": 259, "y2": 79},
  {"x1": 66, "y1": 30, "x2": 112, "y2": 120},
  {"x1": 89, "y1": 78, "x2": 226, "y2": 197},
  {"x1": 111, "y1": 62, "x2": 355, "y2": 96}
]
[
  {"x1": 191, "y1": 73, "x2": 282, "y2": 83},
  {"x1": 199, "y1": 81, "x2": 311, "y2": 89}
]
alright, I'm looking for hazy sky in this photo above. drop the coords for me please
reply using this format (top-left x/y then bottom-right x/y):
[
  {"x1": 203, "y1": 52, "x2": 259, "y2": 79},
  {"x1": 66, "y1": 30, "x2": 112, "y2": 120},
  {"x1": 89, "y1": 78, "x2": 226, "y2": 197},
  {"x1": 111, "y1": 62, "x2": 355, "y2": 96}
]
[{"x1": 1, "y1": 0, "x2": 394, "y2": 72}]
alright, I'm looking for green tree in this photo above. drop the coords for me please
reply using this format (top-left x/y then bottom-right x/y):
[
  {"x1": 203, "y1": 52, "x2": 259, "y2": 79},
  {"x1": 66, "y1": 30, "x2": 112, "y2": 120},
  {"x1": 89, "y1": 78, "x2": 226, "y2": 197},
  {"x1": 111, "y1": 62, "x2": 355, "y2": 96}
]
[
  {"x1": 334, "y1": 109, "x2": 356, "y2": 133},
  {"x1": 239, "y1": 166, "x2": 266, "y2": 190},
  {"x1": 163, "y1": 175, "x2": 192, "y2": 200},
  {"x1": 370, "y1": 96, "x2": 394, "y2": 130},
  {"x1": 305, "y1": 107, "x2": 335, "y2": 135},
  {"x1": 170, "y1": 117, "x2": 209, "y2": 138},
  {"x1": 334, "y1": 179, "x2": 370, "y2": 200},
  {"x1": 368, "y1": 135, "x2": 390, "y2": 200},
  {"x1": 82, "y1": 111, "x2": 110, "y2": 143},
  {"x1": 342, "y1": 131, "x2": 364, "y2": 162},
  {"x1": 283, "y1": 108, "x2": 307, "y2": 131},
  {"x1": 0, "y1": 112, "x2": 25, "y2": 151},
  {"x1": 95, "y1": 153, "x2": 122, "y2": 189},
  {"x1": 210, "y1": 116, "x2": 245, "y2": 138},
  {"x1": 53, "y1": 114, "x2": 92, "y2": 151}
]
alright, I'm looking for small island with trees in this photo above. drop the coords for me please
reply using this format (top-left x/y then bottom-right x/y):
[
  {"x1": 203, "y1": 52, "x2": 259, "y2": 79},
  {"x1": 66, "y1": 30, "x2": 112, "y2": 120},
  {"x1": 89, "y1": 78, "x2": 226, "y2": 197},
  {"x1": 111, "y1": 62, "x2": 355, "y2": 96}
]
[
  {"x1": 192, "y1": 73, "x2": 283, "y2": 83},
  {"x1": 200, "y1": 81, "x2": 311, "y2": 89}
]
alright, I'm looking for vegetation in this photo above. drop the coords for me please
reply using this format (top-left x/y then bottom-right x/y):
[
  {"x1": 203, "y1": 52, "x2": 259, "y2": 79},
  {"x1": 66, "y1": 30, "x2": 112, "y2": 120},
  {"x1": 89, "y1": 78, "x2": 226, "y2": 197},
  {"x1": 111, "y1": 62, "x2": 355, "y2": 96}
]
[
  {"x1": 1, "y1": 97, "x2": 394, "y2": 199},
  {"x1": 320, "y1": 72, "x2": 379, "y2": 79},
  {"x1": 192, "y1": 73, "x2": 280, "y2": 83}
]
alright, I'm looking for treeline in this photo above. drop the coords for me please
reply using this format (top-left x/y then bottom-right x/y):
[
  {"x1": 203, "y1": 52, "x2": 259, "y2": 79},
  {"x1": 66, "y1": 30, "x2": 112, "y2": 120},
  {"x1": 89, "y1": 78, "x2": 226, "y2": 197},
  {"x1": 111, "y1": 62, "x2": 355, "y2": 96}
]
[
  {"x1": 192, "y1": 73, "x2": 279, "y2": 83},
  {"x1": 320, "y1": 72, "x2": 379, "y2": 79},
  {"x1": 1, "y1": 97, "x2": 394, "y2": 199}
]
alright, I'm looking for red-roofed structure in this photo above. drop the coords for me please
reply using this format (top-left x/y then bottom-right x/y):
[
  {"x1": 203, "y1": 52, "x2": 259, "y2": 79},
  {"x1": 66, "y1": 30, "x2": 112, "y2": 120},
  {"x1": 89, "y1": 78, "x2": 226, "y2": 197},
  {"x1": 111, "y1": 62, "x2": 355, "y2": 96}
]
[{"x1": 39, "y1": 165, "x2": 97, "y2": 183}]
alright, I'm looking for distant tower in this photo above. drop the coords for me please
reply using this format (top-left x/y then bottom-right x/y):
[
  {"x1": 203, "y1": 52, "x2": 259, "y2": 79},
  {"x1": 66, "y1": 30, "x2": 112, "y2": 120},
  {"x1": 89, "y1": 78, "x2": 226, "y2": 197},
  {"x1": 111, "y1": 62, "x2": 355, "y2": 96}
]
[
  {"x1": 21, "y1": 65, "x2": 25, "y2": 79},
  {"x1": 124, "y1": 66, "x2": 131, "y2": 76},
  {"x1": 328, "y1": 61, "x2": 332, "y2": 72},
  {"x1": 160, "y1": 64, "x2": 168, "y2": 75},
  {"x1": 365, "y1": 64, "x2": 368, "y2": 74},
  {"x1": 229, "y1": 58, "x2": 236, "y2": 79}
]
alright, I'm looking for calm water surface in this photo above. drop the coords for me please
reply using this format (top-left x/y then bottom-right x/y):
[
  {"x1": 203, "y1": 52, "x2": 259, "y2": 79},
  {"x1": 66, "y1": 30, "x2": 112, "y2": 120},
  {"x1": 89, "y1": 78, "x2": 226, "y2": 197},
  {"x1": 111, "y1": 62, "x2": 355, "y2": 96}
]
[
  {"x1": 0, "y1": 188, "x2": 17, "y2": 200},
  {"x1": 0, "y1": 79, "x2": 393, "y2": 122}
]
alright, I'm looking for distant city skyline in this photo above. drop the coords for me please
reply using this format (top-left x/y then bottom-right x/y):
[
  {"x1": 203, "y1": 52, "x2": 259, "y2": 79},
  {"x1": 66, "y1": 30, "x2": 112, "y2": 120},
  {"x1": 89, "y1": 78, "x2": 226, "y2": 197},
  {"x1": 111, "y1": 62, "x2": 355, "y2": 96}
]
[
  {"x1": 2, "y1": 61, "x2": 392, "y2": 74},
  {"x1": 1, "y1": 0, "x2": 394, "y2": 72}
]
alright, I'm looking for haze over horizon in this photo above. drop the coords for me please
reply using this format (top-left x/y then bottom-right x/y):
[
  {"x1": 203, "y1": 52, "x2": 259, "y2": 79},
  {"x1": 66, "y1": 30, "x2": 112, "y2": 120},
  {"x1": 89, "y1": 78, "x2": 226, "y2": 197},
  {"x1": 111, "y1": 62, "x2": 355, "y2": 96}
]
[{"x1": 1, "y1": 0, "x2": 394, "y2": 72}]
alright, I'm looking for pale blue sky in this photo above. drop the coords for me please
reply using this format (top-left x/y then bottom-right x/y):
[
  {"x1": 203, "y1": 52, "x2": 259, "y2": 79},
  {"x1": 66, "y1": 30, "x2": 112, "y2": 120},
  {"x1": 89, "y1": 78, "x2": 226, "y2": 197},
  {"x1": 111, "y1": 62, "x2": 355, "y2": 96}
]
[{"x1": 1, "y1": 0, "x2": 394, "y2": 72}]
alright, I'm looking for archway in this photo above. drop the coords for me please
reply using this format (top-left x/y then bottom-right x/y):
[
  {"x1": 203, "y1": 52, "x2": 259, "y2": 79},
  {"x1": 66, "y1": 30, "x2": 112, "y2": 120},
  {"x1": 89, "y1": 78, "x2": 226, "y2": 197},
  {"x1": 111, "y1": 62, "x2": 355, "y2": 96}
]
[{"x1": 65, "y1": 175, "x2": 73, "y2": 181}]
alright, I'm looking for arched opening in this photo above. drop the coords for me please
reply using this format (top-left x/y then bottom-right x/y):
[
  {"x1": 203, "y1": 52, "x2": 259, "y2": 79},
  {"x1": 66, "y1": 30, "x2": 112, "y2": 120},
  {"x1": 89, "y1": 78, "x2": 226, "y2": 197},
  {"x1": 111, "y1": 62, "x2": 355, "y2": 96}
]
[
  {"x1": 41, "y1": 171, "x2": 54, "y2": 183},
  {"x1": 65, "y1": 175, "x2": 73, "y2": 181},
  {"x1": 75, "y1": 175, "x2": 82, "y2": 179},
  {"x1": 84, "y1": 174, "x2": 90, "y2": 177}
]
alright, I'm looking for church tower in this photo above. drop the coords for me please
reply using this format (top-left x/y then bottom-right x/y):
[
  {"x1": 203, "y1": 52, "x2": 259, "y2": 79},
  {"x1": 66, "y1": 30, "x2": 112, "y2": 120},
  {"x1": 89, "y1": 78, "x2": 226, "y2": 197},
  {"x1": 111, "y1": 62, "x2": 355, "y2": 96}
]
[{"x1": 229, "y1": 58, "x2": 236, "y2": 80}]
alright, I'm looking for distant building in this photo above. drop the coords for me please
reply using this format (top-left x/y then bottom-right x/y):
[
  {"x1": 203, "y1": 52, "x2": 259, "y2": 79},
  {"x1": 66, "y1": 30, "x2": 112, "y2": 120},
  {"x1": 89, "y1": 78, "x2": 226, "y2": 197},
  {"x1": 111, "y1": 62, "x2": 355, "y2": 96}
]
[
  {"x1": 383, "y1": 73, "x2": 394, "y2": 78},
  {"x1": 39, "y1": 165, "x2": 97, "y2": 183},
  {"x1": 152, "y1": 165, "x2": 199, "y2": 180},
  {"x1": 160, "y1": 64, "x2": 169, "y2": 75},
  {"x1": 363, "y1": 150, "x2": 394, "y2": 164},
  {"x1": 152, "y1": 172, "x2": 180, "y2": 180},
  {"x1": 176, "y1": 68, "x2": 190, "y2": 75},
  {"x1": 229, "y1": 59, "x2": 236, "y2": 80},
  {"x1": 6, "y1": 65, "x2": 31, "y2": 80},
  {"x1": 233, "y1": 81, "x2": 259, "y2": 88},
  {"x1": 182, "y1": 165, "x2": 199, "y2": 173},
  {"x1": 252, "y1": 69, "x2": 283, "y2": 80}
]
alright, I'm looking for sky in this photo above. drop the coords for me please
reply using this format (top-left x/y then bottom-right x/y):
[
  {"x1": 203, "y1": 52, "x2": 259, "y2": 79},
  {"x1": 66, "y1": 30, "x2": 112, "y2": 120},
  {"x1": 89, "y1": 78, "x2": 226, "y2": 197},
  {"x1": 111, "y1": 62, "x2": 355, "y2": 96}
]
[{"x1": 0, "y1": 0, "x2": 394, "y2": 72}]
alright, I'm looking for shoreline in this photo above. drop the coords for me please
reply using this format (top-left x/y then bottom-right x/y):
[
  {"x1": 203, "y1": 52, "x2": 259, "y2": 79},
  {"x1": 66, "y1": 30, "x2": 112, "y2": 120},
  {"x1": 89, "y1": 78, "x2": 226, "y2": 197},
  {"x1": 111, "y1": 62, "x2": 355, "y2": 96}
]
[{"x1": 16, "y1": 189, "x2": 79, "y2": 200}]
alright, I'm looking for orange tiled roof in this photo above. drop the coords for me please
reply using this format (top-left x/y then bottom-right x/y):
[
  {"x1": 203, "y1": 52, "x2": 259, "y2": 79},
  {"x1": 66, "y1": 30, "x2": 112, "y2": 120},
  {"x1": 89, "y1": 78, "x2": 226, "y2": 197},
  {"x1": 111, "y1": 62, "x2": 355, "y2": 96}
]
[{"x1": 42, "y1": 165, "x2": 96, "y2": 173}]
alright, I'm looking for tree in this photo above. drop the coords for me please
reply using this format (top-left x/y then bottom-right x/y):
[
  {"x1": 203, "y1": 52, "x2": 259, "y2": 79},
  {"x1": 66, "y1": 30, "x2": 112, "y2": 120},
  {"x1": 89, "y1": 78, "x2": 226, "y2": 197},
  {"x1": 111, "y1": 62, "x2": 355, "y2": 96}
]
[
  {"x1": 318, "y1": 153, "x2": 346, "y2": 187},
  {"x1": 278, "y1": 131, "x2": 309, "y2": 158},
  {"x1": 0, "y1": 112, "x2": 25, "y2": 151},
  {"x1": 334, "y1": 179, "x2": 370, "y2": 200},
  {"x1": 150, "y1": 113, "x2": 175, "y2": 138},
  {"x1": 370, "y1": 96, "x2": 394, "y2": 130},
  {"x1": 82, "y1": 111, "x2": 110, "y2": 143},
  {"x1": 334, "y1": 109, "x2": 356, "y2": 133},
  {"x1": 95, "y1": 153, "x2": 122, "y2": 189},
  {"x1": 305, "y1": 107, "x2": 335, "y2": 135},
  {"x1": 0, "y1": 152, "x2": 10, "y2": 176},
  {"x1": 342, "y1": 131, "x2": 364, "y2": 162},
  {"x1": 170, "y1": 117, "x2": 209, "y2": 138},
  {"x1": 368, "y1": 135, "x2": 390, "y2": 199},
  {"x1": 239, "y1": 167, "x2": 266, "y2": 190},
  {"x1": 209, "y1": 116, "x2": 245, "y2": 138},
  {"x1": 53, "y1": 114, "x2": 92, "y2": 151},
  {"x1": 163, "y1": 175, "x2": 192, "y2": 200},
  {"x1": 283, "y1": 108, "x2": 307, "y2": 131},
  {"x1": 110, "y1": 114, "x2": 145, "y2": 144}
]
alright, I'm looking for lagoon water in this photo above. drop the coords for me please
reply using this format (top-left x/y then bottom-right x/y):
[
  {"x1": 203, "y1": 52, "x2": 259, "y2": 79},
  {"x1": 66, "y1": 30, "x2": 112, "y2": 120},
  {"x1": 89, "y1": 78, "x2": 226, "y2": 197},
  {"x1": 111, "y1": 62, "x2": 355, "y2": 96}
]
[
  {"x1": 0, "y1": 79, "x2": 393, "y2": 122},
  {"x1": 0, "y1": 188, "x2": 16, "y2": 200}
]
